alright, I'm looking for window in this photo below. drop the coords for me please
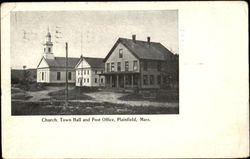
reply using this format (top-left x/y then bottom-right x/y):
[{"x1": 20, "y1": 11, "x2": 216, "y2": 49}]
[
  {"x1": 42, "y1": 72, "x2": 44, "y2": 80},
  {"x1": 81, "y1": 70, "x2": 82, "y2": 75},
  {"x1": 87, "y1": 70, "x2": 89, "y2": 75},
  {"x1": 48, "y1": 48, "x2": 51, "y2": 52},
  {"x1": 119, "y1": 49, "x2": 123, "y2": 58},
  {"x1": 68, "y1": 72, "x2": 72, "y2": 80},
  {"x1": 143, "y1": 61, "x2": 148, "y2": 71},
  {"x1": 150, "y1": 75, "x2": 154, "y2": 85},
  {"x1": 87, "y1": 78, "x2": 89, "y2": 83},
  {"x1": 133, "y1": 61, "x2": 138, "y2": 71},
  {"x1": 111, "y1": 63, "x2": 115, "y2": 72},
  {"x1": 143, "y1": 75, "x2": 148, "y2": 85},
  {"x1": 84, "y1": 78, "x2": 86, "y2": 83},
  {"x1": 101, "y1": 78, "x2": 103, "y2": 83},
  {"x1": 106, "y1": 63, "x2": 110, "y2": 72},
  {"x1": 95, "y1": 70, "x2": 97, "y2": 74},
  {"x1": 157, "y1": 75, "x2": 161, "y2": 85},
  {"x1": 57, "y1": 72, "x2": 61, "y2": 80},
  {"x1": 157, "y1": 62, "x2": 162, "y2": 71},
  {"x1": 78, "y1": 70, "x2": 80, "y2": 75},
  {"x1": 117, "y1": 62, "x2": 121, "y2": 72},
  {"x1": 125, "y1": 61, "x2": 129, "y2": 71},
  {"x1": 95, "y1": 78, "x2": 98, "y2": 83},
  {"x1": 84, "y1": 70, "x2": 86, "y2": 75}
]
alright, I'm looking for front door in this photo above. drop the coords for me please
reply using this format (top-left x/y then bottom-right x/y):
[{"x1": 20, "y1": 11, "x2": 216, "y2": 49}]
[{"x1": 80, "y1": 78, "x2": 83, "y2": 86}]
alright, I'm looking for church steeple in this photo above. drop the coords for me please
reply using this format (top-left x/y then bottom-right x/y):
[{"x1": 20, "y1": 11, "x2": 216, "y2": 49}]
[{"x1": 43, "y1": 27, "x2": 54, "y2": 59}]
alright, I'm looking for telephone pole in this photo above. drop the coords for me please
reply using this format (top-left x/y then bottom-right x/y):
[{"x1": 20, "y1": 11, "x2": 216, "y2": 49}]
[{"x1": 65, "y1": 42, "x2": 69, "y2": 106}]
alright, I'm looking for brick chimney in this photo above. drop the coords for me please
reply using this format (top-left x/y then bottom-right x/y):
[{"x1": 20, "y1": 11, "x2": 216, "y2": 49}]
[
  {"x1": 147, "y1": 36, "x2": 151, "y2": 45},
  {"x1": 132, "y1": 35, "x2": 136, "y2": 42}
]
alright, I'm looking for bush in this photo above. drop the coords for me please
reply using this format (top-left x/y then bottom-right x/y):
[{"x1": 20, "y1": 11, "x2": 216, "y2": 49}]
[{"x1": 11, "y1": 77, "x2": 20, "y2": 84}]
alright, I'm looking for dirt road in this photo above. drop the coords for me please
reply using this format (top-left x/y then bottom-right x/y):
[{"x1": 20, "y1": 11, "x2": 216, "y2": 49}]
[{"x1": 27, "y1": 86, "x2": 65, "y2": 102}]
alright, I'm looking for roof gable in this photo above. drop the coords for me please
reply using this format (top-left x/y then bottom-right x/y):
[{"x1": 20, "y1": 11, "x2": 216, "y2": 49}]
[
  {"x1": 75, "y1": 57, "x2": 105, "y2": 69},
  {"x1": 75, "y1": 58, "x2": 91, "y2": 68},
  {"x1": 104, "y1": 38, "x2": 175, "y2": 62},
  {"x1": 37, "y1": 57, "x2": 49, "y2": 68},
  {"x1": 44, "y1": 57, "x2": 80, "y2": 68}
]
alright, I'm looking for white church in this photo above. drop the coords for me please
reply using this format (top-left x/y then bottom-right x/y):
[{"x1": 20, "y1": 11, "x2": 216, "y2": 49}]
[{"x1": 37, "y1": 31, "x2": 80, "y2": 84}]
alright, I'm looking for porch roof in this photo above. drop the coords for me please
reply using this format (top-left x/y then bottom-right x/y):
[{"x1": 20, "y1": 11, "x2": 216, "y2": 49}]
[{"x1": 100, "y1": 71, "x2": 140, "y2": 75}]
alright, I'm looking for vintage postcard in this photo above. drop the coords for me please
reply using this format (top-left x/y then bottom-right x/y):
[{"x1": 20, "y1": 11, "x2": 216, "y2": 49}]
[
  {"x1": 10, "y1": 10, "x2": 179, "y2": 116},
  {"x1": 1, "y1": 2, "x2": 249, "y2": 158}
]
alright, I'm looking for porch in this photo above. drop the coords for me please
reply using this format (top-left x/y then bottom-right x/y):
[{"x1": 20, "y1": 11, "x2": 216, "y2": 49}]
[{"x1": 103, "y1": 72, "x2": 140, "y2": 89}]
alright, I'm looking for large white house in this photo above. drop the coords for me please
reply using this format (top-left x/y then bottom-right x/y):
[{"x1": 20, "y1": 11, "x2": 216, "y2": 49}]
[
  {"x1": 37, "y1": 31, "x2": 80, "y2": 84},
  {"x1": 75, "y1": 56, "x2": 105, "y2": 87}
]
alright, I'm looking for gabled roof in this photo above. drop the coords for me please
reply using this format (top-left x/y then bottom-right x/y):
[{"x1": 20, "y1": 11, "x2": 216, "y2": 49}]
[
  {"x1": 75, "y1": 57, "x2": 105, "y2": 68},
  {"x1": 104, "y1": 38, "x2": 175, "y2": 62},
  {"x1": 37, "y1": 56, "x2": 80, "y2": 68}
]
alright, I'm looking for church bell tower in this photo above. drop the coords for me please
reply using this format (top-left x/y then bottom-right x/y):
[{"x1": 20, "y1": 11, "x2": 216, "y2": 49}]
[{"x1": 43, "y1": 28, "x2": 55, "y2": 59}]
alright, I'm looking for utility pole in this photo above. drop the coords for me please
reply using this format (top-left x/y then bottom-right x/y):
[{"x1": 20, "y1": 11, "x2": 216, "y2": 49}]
[{"x1": 65, "y1": 42, "x2": 68, "y2": 106}]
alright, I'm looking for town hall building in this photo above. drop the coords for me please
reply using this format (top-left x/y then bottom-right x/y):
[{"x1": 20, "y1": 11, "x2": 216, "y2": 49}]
[
  {"x1": 103, "y1": 35, "x2": 179, "y2": 89},
  {"x1": 75, "y1": 56, "x2": 105, "y2": 87},
  {"x1": 37, "y1": 31, "x2": 80, "y2": 84}
]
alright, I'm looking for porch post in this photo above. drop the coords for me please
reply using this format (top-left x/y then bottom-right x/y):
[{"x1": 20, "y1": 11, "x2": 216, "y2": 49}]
[
  {"x1": 124, "y1": 74, "x2": 126, "y2": 88},
  {"x1": 138, "y1": 74, "x2": 141, "y2": 89},
  {"x1": 105, "y1": 76, "x2": 108, "y2": 87},
  {"x1": 110, "y1": 75, "x2": 112, "y2": 88},
  {"x1": 131, "y1": 74, "x2": 134, "y2": 88},
  {"x1": 116, "y1": 75, "x2": 119, "y2": 88}
]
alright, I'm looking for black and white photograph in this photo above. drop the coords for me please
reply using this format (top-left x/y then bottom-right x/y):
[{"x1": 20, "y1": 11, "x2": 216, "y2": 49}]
[
  {"x1": 2, "y1": 2, "x2": 249, "y2": 159},
  {"x1": 10, "y1": 10, "x2": 179, "y2": 115}
]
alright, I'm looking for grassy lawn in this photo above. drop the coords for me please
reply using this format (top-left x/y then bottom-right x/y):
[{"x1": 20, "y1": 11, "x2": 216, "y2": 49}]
[
  {"x1": 12, "y1": 94, "x2": 33, "y2": 100},
  {"x1": 47, "y1": 87, "x2": 93, "y2": 100},
  {"x1": 75, "y1": 86, "x2": 101, "y2": 93},
  {"x1": 11, "y1": 88, "x2": 23, "y2": 94},
  {"x1": 118, "y1": 89, "x2": 179, "y2": 103},
  {"x1": 11, "y1": 101, "x2": 179, "y2": 115},
  {"x1": 12, "y1": 83, "x2": 48, "y2": 92}
]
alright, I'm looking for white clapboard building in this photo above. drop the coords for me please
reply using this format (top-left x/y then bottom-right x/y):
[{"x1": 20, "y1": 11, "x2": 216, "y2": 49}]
[{"x1": 75, "y1": 56, "x2": 105, "y2": 87}]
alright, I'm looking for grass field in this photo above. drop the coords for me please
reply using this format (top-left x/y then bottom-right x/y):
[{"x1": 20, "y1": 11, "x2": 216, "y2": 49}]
[
  {"x1": 118, "y1": 89, "x2": 179, "y2": 103},
  {"x1": 47, "y1": 87, "x2": 93, "y2": 100},
  {"x1": 11, "y1": 101, "x2": 179, "y2": 115},
  {"x1": 11, "y1": 84, "x2": 179, "y2": 115}
]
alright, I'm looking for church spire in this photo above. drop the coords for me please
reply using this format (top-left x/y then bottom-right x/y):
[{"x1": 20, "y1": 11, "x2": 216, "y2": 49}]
[
  {"x1": 45, "y1": 27, "x2": 52, "y2": 43},
  {"x1": 43, "y1": 28, "x2": 54, "y2": 59}
]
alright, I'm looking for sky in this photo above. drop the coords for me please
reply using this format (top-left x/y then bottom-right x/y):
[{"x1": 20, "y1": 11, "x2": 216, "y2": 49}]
[{"x1": 11, "y1": 10, "x2": 178, "y2": 69}]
